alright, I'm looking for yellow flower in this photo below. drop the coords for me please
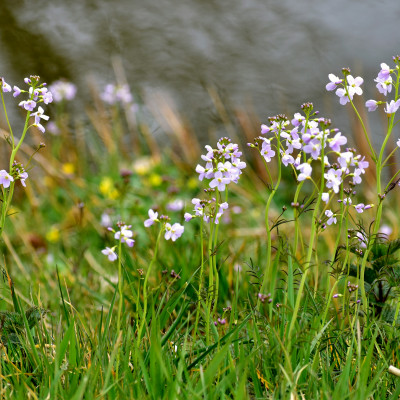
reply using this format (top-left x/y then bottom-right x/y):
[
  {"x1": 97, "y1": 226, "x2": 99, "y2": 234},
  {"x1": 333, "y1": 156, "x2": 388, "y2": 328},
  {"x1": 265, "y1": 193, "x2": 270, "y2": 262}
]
[
  {"x1": 99, "y1": 177, "x2": 119, "y2": 199},
  {"x1": 62, "y1": 163, "x2": 75, "y2": 176},
  {"x1": 149, "y1": 173, "x2": 162, "y2": 187},
  {"x1": 187, "y1": 177, "x2": 198, "y2": 190},
  {"x1": 46, "y1": 227, "x2": 60, "y2": 243}
]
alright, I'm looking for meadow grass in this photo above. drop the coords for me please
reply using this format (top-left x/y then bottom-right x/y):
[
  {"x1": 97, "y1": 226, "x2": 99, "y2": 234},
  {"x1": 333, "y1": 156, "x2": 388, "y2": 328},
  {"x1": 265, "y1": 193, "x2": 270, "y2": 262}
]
[{"x1": 0, "y1": 62, "x2": 399, "y2": 399}]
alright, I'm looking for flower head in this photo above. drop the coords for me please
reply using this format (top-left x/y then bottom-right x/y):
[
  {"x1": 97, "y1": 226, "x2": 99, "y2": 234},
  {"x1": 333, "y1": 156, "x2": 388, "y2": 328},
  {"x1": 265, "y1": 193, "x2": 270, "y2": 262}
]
[
  {"x1": 19, "y1": 100, "x2": 37, "y2": 111},
  {"x1": 326, "y1": 74, "x2": 343, "y2": 91},
  {"x1": 365, "y1": 99, "x2": 378, "y2": 112},
  {"x1": 114, "y1": 225, "x2": 135, "y2": 247},
  {"x1": 378, "y1": 63, "x2": 391, "y2": 80},
  {"x1": 49, "y1": 80, "x2": 77, "y2": 102},
  {"x1": 325, "y1": 209, "x2": 337, "y2": 225},
  {"x1": 297, "y1": 163, "x2": 312, "y2": 181},
  {"x1": 0, "y1": 170, "x2": 14, "y2": 188},
  {"x1": 32, "y1": 106, "x2": 50, "y2": 125},
  {"x1": 102, "y1": 247, "x2": 118, "y2": 262},
  {"x1": 375, "y1": 76, "x2": 392, "y2": 96},
  {"x1": 164, "y1": 223, "x2": 184, "y2": 241},
  {"x1": 384, "y1": 99, "x2": 400, "y2": 115},
  {"x1": 0, "y1": 78, "x2": 11, "y2": 93},
  {"x1": 144, "y1": 209, "x2": 159, "y2": 227}
]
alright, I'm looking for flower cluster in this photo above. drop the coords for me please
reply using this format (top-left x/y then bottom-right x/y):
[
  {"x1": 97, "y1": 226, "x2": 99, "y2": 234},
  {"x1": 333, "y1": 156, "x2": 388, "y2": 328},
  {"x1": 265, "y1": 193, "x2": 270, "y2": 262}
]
[
  {"x1": 249, "y1": 105, "x2": 369, "y2": 205},
  {"x1": 185, "y1": 138, "x2": 245, "y2": 225},
  {"x1": 184, "y1": 195, "x2": 229, "y2": 225},
  {"x1": 144, "y1": 209, "x2": 184, "y2": 241},
  {"x1": 195, "y1": 137, "x2": 246, "y2": 191},
  {"x1": 1, "y1": 75, "x2": 53, "y2": 133},
  {"x1": 361, "y1": 57, "x2": 400, "y2": 117},
  {"x1": 49, "y1": 80, "x2": 77, "y2": 102},
  {"x1": 0, "y1": 163, "x2": 29, "y2": 189},
  {"x1": 102, "y1": 222, "x2": 135, "y2": 262},
  {"x1": 326, "y1": 70, "x2": 363, "y2": 105},
  {"x1": 101, "y1": 83, "x2": 133, "y2": 106}
]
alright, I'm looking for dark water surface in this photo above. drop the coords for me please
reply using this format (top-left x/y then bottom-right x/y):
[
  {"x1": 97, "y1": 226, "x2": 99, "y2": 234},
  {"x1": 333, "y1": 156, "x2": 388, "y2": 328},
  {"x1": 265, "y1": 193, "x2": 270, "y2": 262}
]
[{"x1": 1, "y1": 0, "x2": 399, "y2": 136}]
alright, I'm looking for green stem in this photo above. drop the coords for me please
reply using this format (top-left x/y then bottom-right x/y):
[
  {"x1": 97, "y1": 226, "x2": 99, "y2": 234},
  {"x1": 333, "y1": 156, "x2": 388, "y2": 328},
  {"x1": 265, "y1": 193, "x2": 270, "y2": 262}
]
[
  {"x1": 115, "y1": 238, "x2": 123, "y2": 382},
  {"x1": 259, "y1": 138, "x2": 282, "y2": 297},
  {"x1": 193, "y1": 218, "x2": 205, "y2": 345},
  {"x1": 206, "y1": 223, "x2": 214, "y2": 346},
  {"x1": 359, "y1": 70, "x2": 400, "y2": 315},
  {"x1": 345, "y1": 80, "x2": 376, "y2": 161},
  {"x1": 287, "y1": 130, "x2": 326, "y2": 342},
  {"x1": 0, "y1": 90, "x2": 14, "y2": 145},
  {"x1": 293, "y1": 182, "x2": 304, "y2": 256},
  {"x1": 136, "y1": 227, "x2": 163, "y2": 347}
]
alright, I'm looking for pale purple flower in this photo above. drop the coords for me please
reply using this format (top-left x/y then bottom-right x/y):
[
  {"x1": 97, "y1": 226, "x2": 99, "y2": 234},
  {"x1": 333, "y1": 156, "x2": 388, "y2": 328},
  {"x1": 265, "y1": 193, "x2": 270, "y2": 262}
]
[
  {"x1": 261, "y1": 124, "x2": 270, "y2": 134},
  {"x1": 354, "y1": 203, "x2": 365, "y2": 213},
  {"x1": 326, "y1": 74, "x2": 342, "y2": 91},
  {"x1": 346, "y1": 75, "x2": 363, "y2": 97},
  {"x1": 355, "y1": 156, "x2": 369, "y2": 173},
  {"x1": 184, "y1": 212, "x2": 193, "y2": 222},
  {"x1": 24, "y1": 77, "x2": 31, "y2": 84},
  {"x1": 303, "y1": 138, "x2": 322, "y2": 160},
  {"x1": 291, "y1": 113, "x2": 305, "y2": 127},
  {"x1": 324, "y1": 168, "x2": 342, "y2": 193},
  {"x1": 352, "y1": 169, "x2": 363, "y2": 185},
  {"x1": 34, "y1": 123, "x2": 45, "y2": 133},
  {"x1": 101, "y1": 212, "x2": 112, "y2": 227},
  {"x1": 337, "y1": 151, "x2": 354, "y2": 171},
  {"x1": 343, "y1": 197, "x2": 352, "y2": 206},
  {"x1": 329, "y1": 132, "x2": 347, "y2": 152},
  {"x1": 0, "y1": 170, "x2": 14, "y2": 188},
  {"x1": 209, "y1": 171, "x2": 231, "y2": 191},
  {"x1": 397, "y1": 138, "x2": 400, "y2": 148},
  {"x1": 144, "y1": 209, "x2": 158, "y2": 227},
  {"x1": 297, "y1": 163, "x2": 312, "y2": 181},
  {"x1": 325, "y1": 210, "x2": 337, "y2": 225},
  {"x1": 379, "y1": 224, "x2": 392, "y2": 237},
  {"x1": 281, "y1": 151, "x2": 294, "y2": 166},
  {"x1": 215, "y1": 202, "x2": 229, "y2": 224},
  {"x1": 260, "y1": 140, "x2": 275, "y2": 162},
  {"x1": 375, "y1": 76, "x2": 392, "y2": 96},
  {"x1": 365, "y1": 100, "x2": 378, "y2": 112},
  {"x1": 232, "y1": 206, "x2": 242, "y2": 214},
  {"x1": 164, "y1": 223, "x2": 184, "y2": 241},
  {"x1": 384, "y1": 99, "x2": 400, "y2": 115},
  {"x1": 115, "y1": 225, "x2": 135, "y2": 247},
  {"x1": 167, "y1": 200, "x2": 184, "y2": 212},
  {"x1": 321, "y1": 192, "x2": 329, "y2": 204},
  {"x1": 102, "y1": 247, "x2": 118, "y2": 262},
  {"x1": 13, "y1": 86, "x2": 21, "y2": 97},
  {"x1": 29, "y1": 87, "x2": 40, "y2": 101},
  {"x1": 49, "y1": 80, "x2": 77, "y2": 102},
  {"x1": 101, "y1": 83, "x2": 132, "y2": 105},
  {"x1": 195, "y1": 164, "x2": 206, "y2": 181},
  {"x1": 196, "y1": 162, "x2": 213, "y2": 181},
  {"x1": 1, "y1": 79, "x2": 11, "y2": 93},
  {"x1": 19, "y1": 100, "x2": 37, "y2": 111},
  {"x1": 378, "y1": 63, "x2": 391, "y2": 80},
  {"x1": 335, "y1": 88, "x2": 351, "y2": 105},
  {"x1": 42, "y1": 91, "x2": 53, "y2": 104},
  {"x1": 32, "y1": 106, "x2": 50, "y2": 125},
  {"x1": 357, "y1": 232, "x2": 367, "y2": 248},
  {"x1": 18, "y1": 171, "x2": 28, "y2": 187}
]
